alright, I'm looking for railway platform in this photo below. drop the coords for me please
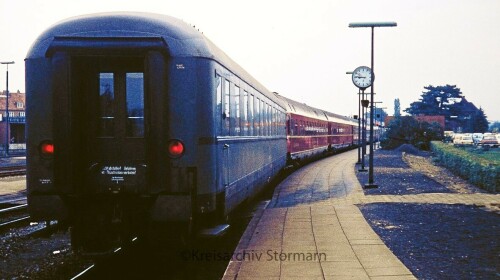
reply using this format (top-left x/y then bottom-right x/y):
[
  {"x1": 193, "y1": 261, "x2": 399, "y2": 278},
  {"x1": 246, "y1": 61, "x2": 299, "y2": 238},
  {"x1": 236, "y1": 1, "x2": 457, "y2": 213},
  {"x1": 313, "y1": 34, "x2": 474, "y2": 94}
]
[
  {"x1": 222, "y1": 149, "x2": 500, "y2": 279},
  {"x1": 223, "y1": 149, "x2": 415, "y2": 280},
  {"x1": 0, "y1": 156, "x2": 26, "y2": 167},
  {"x1": 0, "y1": 156, "x2": 26, "y2": 197}
]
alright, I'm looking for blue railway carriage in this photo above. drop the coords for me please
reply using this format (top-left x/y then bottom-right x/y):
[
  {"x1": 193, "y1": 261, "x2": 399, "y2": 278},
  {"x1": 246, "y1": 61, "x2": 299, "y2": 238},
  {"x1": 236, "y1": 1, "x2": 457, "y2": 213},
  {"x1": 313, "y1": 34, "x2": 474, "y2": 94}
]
[{"x1": 26, "y1": 12, "x2": 286, "y2": 253}]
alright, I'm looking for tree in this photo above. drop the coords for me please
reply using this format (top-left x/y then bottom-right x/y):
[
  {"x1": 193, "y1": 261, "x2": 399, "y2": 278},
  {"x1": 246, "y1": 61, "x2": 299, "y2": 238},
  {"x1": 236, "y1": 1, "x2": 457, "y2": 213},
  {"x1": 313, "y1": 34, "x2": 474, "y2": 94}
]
[
  {"x1": 381, "y1": 116, "x2": 443, "y2": 150},
  {"x1": 471, "y1": 108, "x2": 489, "y2": 133},
  {"x1": 375, "y1": 107, "x2": 388, "y2": 124},
  {"x1": 394, "y1": 98, "x2": 401, "y2": 117},
  {"x1": 404, "y1": 85, "x2": 463, "y2": 117},
  {"x1": 365, "y1": 107, "x2": 388, "y2": 125},
  {"x1": 404, "y1": 84, "x2": 488, "y2": 132},
  {"x1": 490, "y1": 121, "x2": 500, "y2": 133}
]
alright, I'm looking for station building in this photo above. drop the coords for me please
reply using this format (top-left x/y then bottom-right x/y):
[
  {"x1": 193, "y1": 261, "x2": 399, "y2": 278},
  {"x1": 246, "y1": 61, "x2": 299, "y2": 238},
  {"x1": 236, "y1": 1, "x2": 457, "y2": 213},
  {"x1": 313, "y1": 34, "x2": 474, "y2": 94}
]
[{"x1": 0, "y1": 90, "x2": 26, "y2": 155}]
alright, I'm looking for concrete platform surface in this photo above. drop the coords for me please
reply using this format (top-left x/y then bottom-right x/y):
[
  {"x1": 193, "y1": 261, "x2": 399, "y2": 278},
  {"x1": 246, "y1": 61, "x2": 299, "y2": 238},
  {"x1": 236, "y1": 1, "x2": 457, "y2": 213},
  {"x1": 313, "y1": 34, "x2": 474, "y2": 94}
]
[{"x1": 223, "y1": 150, "x2": 416, "y2": 280}]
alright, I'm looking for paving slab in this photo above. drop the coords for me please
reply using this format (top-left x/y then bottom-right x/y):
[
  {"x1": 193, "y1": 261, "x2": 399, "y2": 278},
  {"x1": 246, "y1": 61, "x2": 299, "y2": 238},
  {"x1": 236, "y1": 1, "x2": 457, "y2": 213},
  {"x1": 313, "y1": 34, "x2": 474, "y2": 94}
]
[{"x1": 223, "y1": 150, "x2": 417, "y2": 279}]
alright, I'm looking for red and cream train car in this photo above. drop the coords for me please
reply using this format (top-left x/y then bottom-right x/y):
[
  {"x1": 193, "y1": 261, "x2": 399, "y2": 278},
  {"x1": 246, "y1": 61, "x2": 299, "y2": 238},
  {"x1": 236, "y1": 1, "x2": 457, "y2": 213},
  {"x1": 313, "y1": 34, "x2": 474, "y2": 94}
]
[{"x1": 276, "y1": 94, "x2": 358, "y2": 161}]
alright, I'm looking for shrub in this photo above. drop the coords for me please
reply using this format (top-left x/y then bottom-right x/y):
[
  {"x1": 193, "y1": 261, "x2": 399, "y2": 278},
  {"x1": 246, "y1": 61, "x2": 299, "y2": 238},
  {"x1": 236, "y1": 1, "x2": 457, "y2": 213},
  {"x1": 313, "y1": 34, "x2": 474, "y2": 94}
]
[
  {"x1": 381, "y1": 117, "x2": 443, "y2": 150},
  {"x1": 431, "y1": 141, "x2": 499, "y2": 192}
]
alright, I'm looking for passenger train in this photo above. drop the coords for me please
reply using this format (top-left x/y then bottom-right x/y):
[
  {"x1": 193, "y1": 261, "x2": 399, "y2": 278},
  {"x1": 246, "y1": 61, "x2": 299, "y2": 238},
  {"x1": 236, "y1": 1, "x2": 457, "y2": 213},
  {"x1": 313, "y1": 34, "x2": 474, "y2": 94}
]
[{"x1": 26, "y1": 12, "x2": 358, "y2": 253}]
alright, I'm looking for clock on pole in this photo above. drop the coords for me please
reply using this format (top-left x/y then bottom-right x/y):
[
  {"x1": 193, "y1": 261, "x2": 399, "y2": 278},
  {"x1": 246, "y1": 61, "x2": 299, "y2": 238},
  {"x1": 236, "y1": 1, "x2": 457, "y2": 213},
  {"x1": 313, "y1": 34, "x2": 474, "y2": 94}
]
[{"x1": 351, "y1": 66, "x2": 374, "y2": 90}]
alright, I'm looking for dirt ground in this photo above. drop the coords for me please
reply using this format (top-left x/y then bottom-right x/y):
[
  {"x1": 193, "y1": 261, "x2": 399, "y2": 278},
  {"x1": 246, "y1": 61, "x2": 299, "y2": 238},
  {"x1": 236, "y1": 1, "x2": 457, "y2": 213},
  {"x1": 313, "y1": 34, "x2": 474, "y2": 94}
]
[{"x1": 357, "y1": 147, "x2": 499, "y2": 279}]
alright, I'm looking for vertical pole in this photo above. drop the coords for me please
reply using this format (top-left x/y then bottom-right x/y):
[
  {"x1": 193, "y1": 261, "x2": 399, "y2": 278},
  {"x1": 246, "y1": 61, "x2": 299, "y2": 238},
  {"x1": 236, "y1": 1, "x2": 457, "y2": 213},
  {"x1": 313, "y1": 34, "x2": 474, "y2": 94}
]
[
  {"x1": 367, "y1": 26, "x2": 377, "y2": 187},
  {"x1": 373, "y1": 102, "x2": 379, "y2": 150},
  {"x1": 363, "y1": 92, "x2": 368, "y2": 156},
  {"x1": 357, "y1": 88, "x2": 361, "y2": 163},
  {"x1": 349, "y1": 22, "x2": 396, "y2": 187},
  {"x1": 359, "y1": 90, "x2": 366, "y2": 172},
  {"x1": 5, "y1": 68, "x2": 9, "y2": 156}
]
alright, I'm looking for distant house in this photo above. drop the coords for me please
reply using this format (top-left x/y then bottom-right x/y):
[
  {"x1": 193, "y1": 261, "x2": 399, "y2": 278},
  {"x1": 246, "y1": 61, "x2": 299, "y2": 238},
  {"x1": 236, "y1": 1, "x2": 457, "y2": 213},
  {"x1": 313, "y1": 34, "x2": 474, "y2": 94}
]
[
  {"x1": 384, "y1": 115, "x2": 445, "y2": 129},
  {"x1": 0, "y1": 90, "x2": 26, "y2": 150}
]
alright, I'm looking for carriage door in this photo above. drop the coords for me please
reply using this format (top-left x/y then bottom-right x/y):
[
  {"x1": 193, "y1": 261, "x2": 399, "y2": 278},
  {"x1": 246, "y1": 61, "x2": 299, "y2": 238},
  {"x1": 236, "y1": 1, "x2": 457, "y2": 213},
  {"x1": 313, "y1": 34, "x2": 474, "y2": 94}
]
[{"x1": 75, "y1": 57, "x2": 148, "y2": 193}]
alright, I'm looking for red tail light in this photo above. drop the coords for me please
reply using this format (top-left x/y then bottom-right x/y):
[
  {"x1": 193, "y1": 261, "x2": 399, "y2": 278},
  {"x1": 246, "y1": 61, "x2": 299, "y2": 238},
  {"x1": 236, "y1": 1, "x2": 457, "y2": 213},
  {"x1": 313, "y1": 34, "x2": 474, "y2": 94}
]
[
  {"x1": 39, "y1": 141, "x2": 54, "y2": 157},
  {"x1": 167, "y1": 139, "x2": 184, "y2": 158}
]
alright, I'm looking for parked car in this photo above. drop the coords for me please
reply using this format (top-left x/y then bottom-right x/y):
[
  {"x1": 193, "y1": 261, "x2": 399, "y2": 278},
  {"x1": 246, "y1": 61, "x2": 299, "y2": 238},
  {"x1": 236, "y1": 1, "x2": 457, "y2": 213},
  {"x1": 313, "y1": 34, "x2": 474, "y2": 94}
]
[
  {"x1": 479, "y1": 134, "x2": 498, "y2": 147},
  {"x1": 472, "y1": 133, "x2": 483, "y2": 145},
  {"x1": 453, "y1": 134, "x2": 474, "y2": 146},
  {"x1": 443, "y1": 131, "x2": 454, "y2": 143}
]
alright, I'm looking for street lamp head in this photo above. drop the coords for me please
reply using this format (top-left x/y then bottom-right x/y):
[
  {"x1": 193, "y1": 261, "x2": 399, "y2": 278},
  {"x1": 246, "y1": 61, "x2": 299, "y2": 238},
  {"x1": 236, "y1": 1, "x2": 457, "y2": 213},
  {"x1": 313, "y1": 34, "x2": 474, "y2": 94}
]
[
  {"x1": 0, "y1": 61, "x2": 15, "y2": 65},
  {"x1": 349, "y1": 22, "x2": 397, "y2": 28}
]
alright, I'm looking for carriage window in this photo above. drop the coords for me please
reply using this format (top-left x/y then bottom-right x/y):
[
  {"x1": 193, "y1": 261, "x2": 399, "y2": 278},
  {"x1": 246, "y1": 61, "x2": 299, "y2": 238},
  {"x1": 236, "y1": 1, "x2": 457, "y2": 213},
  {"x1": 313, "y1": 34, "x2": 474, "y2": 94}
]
[
  {"x1": 273, "y1": 108, "x2": 277, "y2": 136},
  {"x1": 243, "y1": 91, "x2": 248, "y2": 136},
  {"x1": 99, "y1": 73, "x2": 114, "y2": 137},
  {"x1": 223, "y1": 80, "x2": 230, "y2": 135},
  {"x1": 263, "y1": 103, "x2": 267, "y2": 136},
  {"x1": 215, "y1": 75, "x2": 222, "y2": 135},
  {"x1": 281, "y1": 111, "x2": 286, "y2": 136},
  {"x1": 261, "y1": 100, "x2": 265, "y2": 136},
  {"x1": 267, "y1": 104, "x2": 272, "y2": 136},
  {"x1": 255, "y1": 97, "x2": 260, "y2": 136},
  {"x1": 265, "y1": 104, "x2": 270, "y2": 136},
  {"x1": 248, "y1": 94, "x2": 254, "y2": 136},
  {"x1": 234, "y1": 86, "x2": 241, "y2": 135},
  {"x1": 126, "y1": 73, "x2": 144, "y2": 137}
]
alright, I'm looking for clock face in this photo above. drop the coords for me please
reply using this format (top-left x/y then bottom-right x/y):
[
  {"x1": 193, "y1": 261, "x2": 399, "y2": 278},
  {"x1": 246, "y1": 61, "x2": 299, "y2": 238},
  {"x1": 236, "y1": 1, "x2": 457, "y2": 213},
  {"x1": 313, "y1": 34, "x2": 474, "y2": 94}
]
[{"x1": 352, "y1": 66, "x2": 373, "y2": 89}]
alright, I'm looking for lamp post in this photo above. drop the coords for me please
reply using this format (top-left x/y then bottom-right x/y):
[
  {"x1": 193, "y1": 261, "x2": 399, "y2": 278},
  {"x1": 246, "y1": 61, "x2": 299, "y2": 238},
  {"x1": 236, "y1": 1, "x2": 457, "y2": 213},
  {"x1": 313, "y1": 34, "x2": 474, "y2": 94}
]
[
  {"x1": 356, "y1": 89, "x2": 362, "y2": 164},
  {"x1": 346, "y1": 71, "x2": 362, "y2": 165},
  {"x1": 1, "y1": 61, "x2": 14, "y2": 157},
  {"x1": 350, "y1": 66, "x2": 373, "y2": 171},
  {"x1": 360, "y1": 95, "x2": 369, "y2": 172},
  {"x1": 349, "y1": 22, "x2": 396, "y2": 188}
]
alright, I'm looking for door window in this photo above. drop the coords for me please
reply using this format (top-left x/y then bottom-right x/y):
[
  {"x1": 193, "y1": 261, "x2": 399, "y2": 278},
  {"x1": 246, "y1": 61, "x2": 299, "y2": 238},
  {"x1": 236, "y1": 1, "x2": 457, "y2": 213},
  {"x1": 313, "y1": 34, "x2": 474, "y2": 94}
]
[
  {"x1": 98, "y1": 73, "x2": 115, "y2": 137},
  {"x1": 97, "y1": 71, "x2": 145, "y2": 138},
  {"x1": 126, "y1": 73, "x2": 145, "y2": 137}
]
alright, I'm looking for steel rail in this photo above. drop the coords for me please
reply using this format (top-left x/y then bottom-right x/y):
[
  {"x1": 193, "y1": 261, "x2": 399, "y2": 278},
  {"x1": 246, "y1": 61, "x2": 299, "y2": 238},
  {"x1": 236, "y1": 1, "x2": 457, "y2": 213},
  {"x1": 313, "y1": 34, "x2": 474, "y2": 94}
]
[
  {"x1": 0, "y1": 165, "x2": 27, "y2": 177},
  {"x1": 0, "y1": 203, "x2": 27, "y2": 214},
  {"x1": 0, "y1": 215, "x2": 30, "y2": 229},
  {"x1": 0, "y1": 197, "x2": 27, "y2": 205},
  {"x1": 69, "y1": 237, "x2": 139, "y2": 279}
]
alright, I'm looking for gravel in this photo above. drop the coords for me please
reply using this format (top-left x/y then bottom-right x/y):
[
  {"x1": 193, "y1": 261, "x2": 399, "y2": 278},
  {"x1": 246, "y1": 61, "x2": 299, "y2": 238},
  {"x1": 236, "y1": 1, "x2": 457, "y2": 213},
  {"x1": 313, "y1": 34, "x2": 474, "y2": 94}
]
[
  {"x1": 356, "y1": 149, "x2": 452, "y2": 195},
  {"x1": 357, "y1": 146, "x2": 499, "y2": 279},
  {"x1": 359, "y1": 203, "x2": 500, "y2": 279},
  {"x1": 0, "y1": 226, "x2": 92, "y2": 279}
]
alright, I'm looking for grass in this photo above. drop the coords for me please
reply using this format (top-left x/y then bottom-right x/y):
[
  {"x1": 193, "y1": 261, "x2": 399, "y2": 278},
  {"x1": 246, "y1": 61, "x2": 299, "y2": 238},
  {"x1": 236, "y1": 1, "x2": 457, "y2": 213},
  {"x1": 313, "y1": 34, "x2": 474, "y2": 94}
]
[{"x1": 456, "y1": 146, "x2": 500, "y2": 165}]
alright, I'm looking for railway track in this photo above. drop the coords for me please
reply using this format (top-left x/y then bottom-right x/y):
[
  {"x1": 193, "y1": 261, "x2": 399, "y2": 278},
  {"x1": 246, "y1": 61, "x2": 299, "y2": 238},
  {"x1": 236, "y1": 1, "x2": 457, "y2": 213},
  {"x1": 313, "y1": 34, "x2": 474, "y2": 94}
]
[
  {"x1": 0, "y1": 197, "x2": 27, "y2": 205},
  {"x1": 0, "y1": 165, "x2": 26, "y2": 177},
  {"x1": 0, "y1": 203, "x2": 30, "y2": 230},
  {"x1": 0, "y1": 204, "x2": 60, "y2": 237},
  {"x1": 70, "y1": 237, "x2": 139, "y2": 280}
]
